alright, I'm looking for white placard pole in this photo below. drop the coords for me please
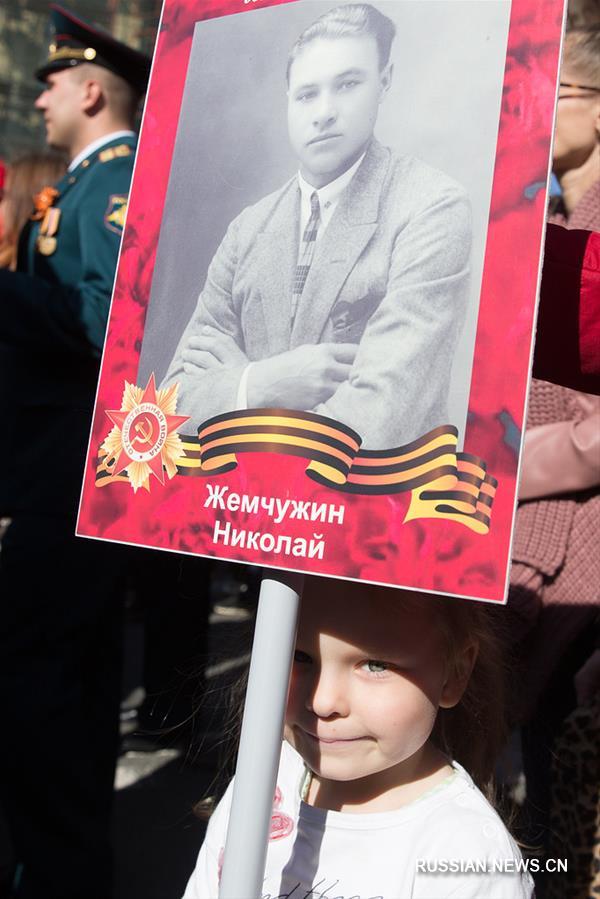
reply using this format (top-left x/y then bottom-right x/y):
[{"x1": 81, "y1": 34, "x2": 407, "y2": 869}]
[{"x1": 219, "y1": 570, "x2": 303, "y2": 899}]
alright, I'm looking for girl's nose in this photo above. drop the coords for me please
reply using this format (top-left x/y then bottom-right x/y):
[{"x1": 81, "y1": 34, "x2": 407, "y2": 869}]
[{"x1": 305, "y1": 667, "x2": 348, "y2": 718}]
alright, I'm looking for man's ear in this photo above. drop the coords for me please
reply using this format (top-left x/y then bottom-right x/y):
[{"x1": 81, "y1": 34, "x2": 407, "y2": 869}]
[
  {"x1": 439, "y1": 640, "x2": 479, "y2": 709},
  {"x1": 81, "y1": 78, "x2": 104, "y2": 114},
  {"x1": 379, "y1": 63, "x2": 393, "y2": 102}
]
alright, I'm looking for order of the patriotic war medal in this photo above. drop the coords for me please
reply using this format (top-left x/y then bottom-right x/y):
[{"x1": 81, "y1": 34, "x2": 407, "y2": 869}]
[
  {"x1": 36, "y1": 206, "x2": 61, "y2": 256},
  {"x1": 37, "y1": 235, "x2": 57, "y2": 256}
]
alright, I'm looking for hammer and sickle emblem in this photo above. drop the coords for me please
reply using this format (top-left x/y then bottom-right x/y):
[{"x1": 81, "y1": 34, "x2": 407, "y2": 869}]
[{"x1": 134, "y1": 416, "x2": 154, "y2": 445}]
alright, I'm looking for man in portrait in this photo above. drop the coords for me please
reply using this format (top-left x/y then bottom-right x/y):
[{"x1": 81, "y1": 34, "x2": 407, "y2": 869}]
[{"x1": 162, "y1": 2, "x2": 472, "y2": 450}]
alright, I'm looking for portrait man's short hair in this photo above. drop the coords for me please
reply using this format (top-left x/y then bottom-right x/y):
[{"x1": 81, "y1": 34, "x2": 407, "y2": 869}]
[{"x1": 286, "y1": 3, "x2": 397, "y2": 81}]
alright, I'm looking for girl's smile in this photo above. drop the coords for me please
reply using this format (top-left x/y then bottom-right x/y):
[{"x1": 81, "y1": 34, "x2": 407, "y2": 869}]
[{"x1": 298, "y1": 729, "x2": 372, "y2": 746}]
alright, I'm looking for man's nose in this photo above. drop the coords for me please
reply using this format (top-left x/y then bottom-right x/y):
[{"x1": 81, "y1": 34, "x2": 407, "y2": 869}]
[
  {"x1": 35, "y1": 91, "x2": 48, "y2": 110},
  {"x1": 305, "y1": 667, "x2": 348, "y2": 718},
  {"x1": 312, "y1": 92, "x2": 337, "y2": 130}
]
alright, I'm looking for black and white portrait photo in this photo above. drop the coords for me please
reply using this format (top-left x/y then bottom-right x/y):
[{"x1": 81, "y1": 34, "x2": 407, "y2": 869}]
[{"x1": 139, "y1": 0, "x2": 511, "y2": 450}]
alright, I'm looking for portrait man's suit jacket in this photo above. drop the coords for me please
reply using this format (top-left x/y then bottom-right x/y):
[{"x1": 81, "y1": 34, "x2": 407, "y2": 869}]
[{"x1": 163, "y1": 139, "x2": 472, "y2": 450}]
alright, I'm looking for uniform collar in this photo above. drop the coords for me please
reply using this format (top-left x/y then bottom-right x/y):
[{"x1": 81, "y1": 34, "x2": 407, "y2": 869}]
[{"x1": 68, "y1": 130, "x2": 136, "y2": 172}]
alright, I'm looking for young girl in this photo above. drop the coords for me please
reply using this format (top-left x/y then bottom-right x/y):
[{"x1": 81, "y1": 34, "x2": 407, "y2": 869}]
[{"x1": 183, "y1": 578, "x2": 533, "y2": 898}]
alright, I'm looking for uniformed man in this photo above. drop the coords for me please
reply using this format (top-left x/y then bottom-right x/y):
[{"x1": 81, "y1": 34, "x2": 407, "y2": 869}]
[{"x1": 0, "y1": 7, "x2": 150, "y2": 898}]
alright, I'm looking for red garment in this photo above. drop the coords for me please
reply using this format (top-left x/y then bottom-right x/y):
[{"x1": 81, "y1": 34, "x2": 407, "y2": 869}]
[{"x1": 534, "y1": 223, "x2": 600, "y2": 393}]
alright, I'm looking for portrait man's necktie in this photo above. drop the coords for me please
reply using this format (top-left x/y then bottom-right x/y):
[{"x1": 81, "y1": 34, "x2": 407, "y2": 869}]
[{"x1": 292, "y1": 190, "x2": 321, "y2": 320}]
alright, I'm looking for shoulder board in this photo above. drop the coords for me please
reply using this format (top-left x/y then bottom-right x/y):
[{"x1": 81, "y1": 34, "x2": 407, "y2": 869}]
[{"x1": 99, "y1": 144, "x2": 133, "y2": 163}]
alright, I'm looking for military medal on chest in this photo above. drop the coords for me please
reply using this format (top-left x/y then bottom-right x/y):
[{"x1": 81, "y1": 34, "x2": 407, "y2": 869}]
[
  {"x1": 37, "y1": 207, "x2": 62, "y2": 255},
  {"x1": 31, "y1": 185, "x2": 61, "y2": 256}
]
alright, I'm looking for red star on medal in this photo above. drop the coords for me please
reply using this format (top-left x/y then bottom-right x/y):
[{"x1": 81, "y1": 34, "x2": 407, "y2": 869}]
[{"x1": 104, "y1": 374, "x2": 189, "y2": 486}]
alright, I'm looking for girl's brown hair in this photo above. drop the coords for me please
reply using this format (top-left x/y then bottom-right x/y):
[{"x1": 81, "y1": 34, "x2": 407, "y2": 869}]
[
  {"x1": 0, "y1": 151, "x2": 67, "y2": 269},
  {"x1": 426, "y1": 594, "x2": 510, "y2": 800}
]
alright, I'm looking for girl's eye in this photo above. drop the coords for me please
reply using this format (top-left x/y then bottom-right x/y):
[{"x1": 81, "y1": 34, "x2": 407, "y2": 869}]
[
  {"x1": 294, "y1": 650, "x2": 312, "y2": 664},
  {"x1": 362, "y1": 659, "x2": 389, "y2": 674}
]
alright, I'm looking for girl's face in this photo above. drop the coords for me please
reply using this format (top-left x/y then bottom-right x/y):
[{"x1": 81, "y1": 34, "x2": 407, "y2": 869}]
[{"x1": 285, "y1": 581, "x2": 471, "y2": 804}]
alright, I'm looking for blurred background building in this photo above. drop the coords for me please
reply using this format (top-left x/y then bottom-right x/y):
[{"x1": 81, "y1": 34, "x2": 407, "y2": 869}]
[{"x1": 0, "y1": 0, "x2": 161, "y2": 159}]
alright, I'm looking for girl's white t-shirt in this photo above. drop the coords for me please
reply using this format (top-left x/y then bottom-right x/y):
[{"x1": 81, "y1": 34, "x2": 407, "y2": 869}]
[{"x1": 183, "y1": 741, "x2": 534, "y2": 899}]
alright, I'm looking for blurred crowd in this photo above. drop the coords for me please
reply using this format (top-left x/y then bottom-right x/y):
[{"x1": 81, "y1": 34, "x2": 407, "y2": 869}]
[{"x1": 0, "y1": 1, "x2": 599, "y2": 899}]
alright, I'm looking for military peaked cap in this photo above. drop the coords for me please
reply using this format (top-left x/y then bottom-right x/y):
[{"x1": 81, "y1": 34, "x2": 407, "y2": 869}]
[{"x1": 36, "y1": 4, "x2": 151, "y2": 93}]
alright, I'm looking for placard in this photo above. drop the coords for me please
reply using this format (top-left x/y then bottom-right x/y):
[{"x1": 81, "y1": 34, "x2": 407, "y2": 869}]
[{"x1": 77, "y1": 0, "x2": 565, "y2": 602}]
